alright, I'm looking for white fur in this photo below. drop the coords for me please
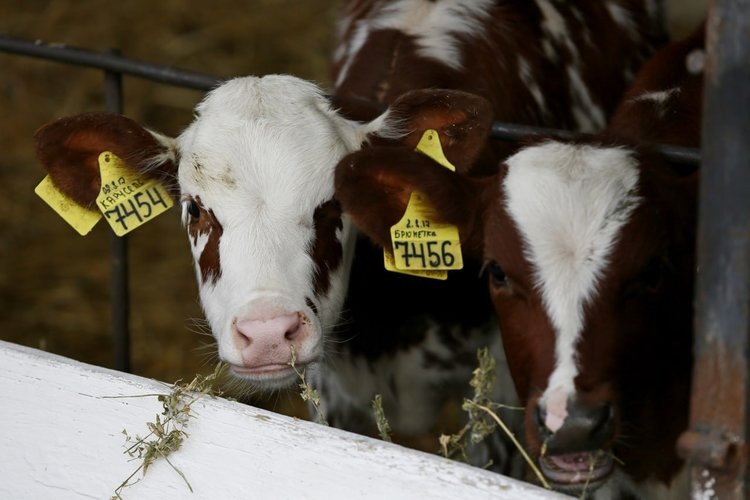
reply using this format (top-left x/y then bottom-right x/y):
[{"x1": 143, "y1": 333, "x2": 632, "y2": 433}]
[
  {"x1": 567, "y1": 65, "x2": 607, "y2": 132},
  {"x1": 335, "y1": 22, "x2": 371, "y2": 89},
  {"x1": 536, "y1": 0, "x2": 569, "y2": 43},
  {"x1": 606, "y1": 2, "x2": 639, "y2": 39},
  {"x1": 633, "y1": 87, "x2": 681, "y2": 105},
  {"x1": 313, "y1": 318, "x2": 516, "y2": 436},
  {"x1": 503, "y1": 142, "x2": 640, "y2": 430},
  {"x1": 173, "y1": 75, "x2": 380, "y2": 382},
  {"x1": 335, "y1": 0, "x2": 495, "y2": 88},
  {"x1": 518, "y1": 56, "x2": 546, "y2": 112}
]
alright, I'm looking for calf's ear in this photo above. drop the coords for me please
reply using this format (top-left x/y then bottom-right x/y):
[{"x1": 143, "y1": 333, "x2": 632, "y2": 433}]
[
  {"x1": 335, "y1": 146, "x2": 489, "y2": 255},
  {"x1": 374, "y1": 89, "x2": 493, "y2": 173},
  {"x1": 34, "y1": 112, "x2": 178, "y2": 208}
]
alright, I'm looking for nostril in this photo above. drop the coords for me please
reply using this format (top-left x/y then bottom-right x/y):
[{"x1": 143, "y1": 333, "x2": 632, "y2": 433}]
[
  {"x1": 590, "y1": 402, "x2": 614, "y2": 443},
  {"x1": 543, "y1": 401, "x2": 615, "y2": 454},
  {"x1": 284, "y1": 314, "x2": 302, "y2": 341}
]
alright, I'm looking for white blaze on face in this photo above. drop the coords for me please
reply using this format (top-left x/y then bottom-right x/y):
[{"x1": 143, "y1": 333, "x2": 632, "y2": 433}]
[
  {"x1": 503, "y1": 142, "x2": 640, "y2": 432},
  {"x1": 175, "y1": 75, "x2": 377, "y2": 383}
]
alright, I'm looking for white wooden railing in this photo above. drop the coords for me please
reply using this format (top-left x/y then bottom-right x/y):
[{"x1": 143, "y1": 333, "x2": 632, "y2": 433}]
[{"x1": 0, "y1": 340, "x2": 565, "y2": 500}]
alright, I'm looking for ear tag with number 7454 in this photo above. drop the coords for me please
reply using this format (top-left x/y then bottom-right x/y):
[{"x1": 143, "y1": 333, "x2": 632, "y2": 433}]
[
  {"x1": 383, "y1": 130, "x2": 463, "y2": 280},
  {"x1": 96, "y1": 151, "x2": 174, "y2": 236}
]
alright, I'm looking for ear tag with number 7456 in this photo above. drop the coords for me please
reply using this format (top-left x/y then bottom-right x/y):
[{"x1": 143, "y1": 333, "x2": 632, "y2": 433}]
[
  {"x1": 96, "y1": 151, "x2": 174, "y2": 236},
  {"x1": 383, "y1": 130, "x2": 463, "y2": 280}
]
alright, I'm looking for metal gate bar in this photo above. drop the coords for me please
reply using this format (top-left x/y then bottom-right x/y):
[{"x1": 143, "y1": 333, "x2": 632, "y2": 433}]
[
  {"x1": 677, "y1": 2, "x2": 750, "y2": 498},
  {"x1": 103, "y1": 49, "x2": 130, "y2": 373},
  {"x1": 0, "y1": 35, "x2": 221, "y2": 91},
  {"x1": 0, "y1": 35, "x2": 701, "y2": 166}
]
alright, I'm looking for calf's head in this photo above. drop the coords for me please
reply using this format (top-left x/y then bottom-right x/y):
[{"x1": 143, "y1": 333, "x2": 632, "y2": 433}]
[
  {"x1": 336, "y1": 132, "x2": 698, "y2": 493},
  {"x1": 35, "y1": 77, "x2": 490, "y2": 390},
  {"x1": 36, "y1": 76, "x2": 373, "y2": 388}
]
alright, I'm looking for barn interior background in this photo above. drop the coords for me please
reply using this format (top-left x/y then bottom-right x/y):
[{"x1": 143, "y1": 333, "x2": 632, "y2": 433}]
[{"x1": 0, "y1": 1, "x2": 706, "y2": 417}]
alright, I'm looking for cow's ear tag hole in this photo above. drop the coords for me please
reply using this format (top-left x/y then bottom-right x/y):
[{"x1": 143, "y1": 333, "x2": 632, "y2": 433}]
[{"x1": 383, "y1": 129, "x2": 463, "y2": 280}]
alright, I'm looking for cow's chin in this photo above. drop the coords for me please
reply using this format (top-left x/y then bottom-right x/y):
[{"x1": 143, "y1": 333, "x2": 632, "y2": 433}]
[
  {"x1": 229, "y1": 363, "x2": 304, "y2": 391},
  {"x1": 539, "y1": 450, "x2": 614, "y2": 496}
]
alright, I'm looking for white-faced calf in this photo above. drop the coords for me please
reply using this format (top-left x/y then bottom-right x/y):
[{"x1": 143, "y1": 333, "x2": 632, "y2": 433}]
[
  {"x1": 334, "y1": 25, "x2": 704, "y2": 497},
  {"x1": 35, "y1": 0, "x2": 663, "y2": 475}
]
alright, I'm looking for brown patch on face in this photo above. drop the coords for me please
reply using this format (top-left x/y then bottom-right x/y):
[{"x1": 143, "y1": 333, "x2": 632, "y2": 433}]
[
  {"x1": 34, "y1": 112, "x2": 178, "y2": 208},
  {"x1": 310, "y1": 199, "x2": 344, "y2": 297},
  {"x1": 185, "y1": 196, "x2": 223, "y2": 285}
]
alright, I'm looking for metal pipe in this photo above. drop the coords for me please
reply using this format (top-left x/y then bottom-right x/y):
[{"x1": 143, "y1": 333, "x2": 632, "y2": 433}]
[
  {"x1": 490, "y1": 122, "x2": 702, "y2": 166},
  {"x1": 1, "y1": 35, "x2": 702, "y2": 167},
  {"x1": 104, "y1": 50, "x2": 131, "y2": 373},
  {"x1": 678, "y1": 3, "x2": 750, "y2": 498},
  {"x1": 0, "y1": 35, "x2": 222, "y2": 91}
]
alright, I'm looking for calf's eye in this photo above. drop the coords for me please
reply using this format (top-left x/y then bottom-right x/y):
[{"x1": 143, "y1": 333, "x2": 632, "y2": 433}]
[
  {"x1": 186, "y1": 200, "x2": 200, "y2": 220},
  {"x1": 487, "y1": 261, "x2": 508, "y2": 287},
  {"x1": 182, "y1": 199, "x2": 202, "y2": 225},
  {"x1": 639, "y1": 256, "x2": 668, "y2": 293}
]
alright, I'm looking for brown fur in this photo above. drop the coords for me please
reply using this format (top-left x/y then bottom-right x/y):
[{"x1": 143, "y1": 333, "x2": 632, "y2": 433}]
[
  {"x1": 334, "y1": 0, "x2": 664, "y2": 166},
  {"x1": 34, "y1": 112, "x2": 178, "y2": 209},
  {"x1": 186, "y1": 196, "x2": 223, "y2": 285},
  {"x1": 310, "y1": 199, "x2": 344, "y2": 297},
  {"x1": 334, "y1": 27, "x2": 705, "y2": 492}
]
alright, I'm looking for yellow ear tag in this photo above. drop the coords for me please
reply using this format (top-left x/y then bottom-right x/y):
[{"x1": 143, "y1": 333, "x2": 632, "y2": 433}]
[
  {"x1": 383, "y1": 129, "x2": 463, "y2": 279},
  {"x1": 96, "y1": 151, "x2": 174, "y2": 236},
  {"x1": 35, "y1": 175, "x2": 102, "y2": 236},
  {"x1": 383, "y1": 248, "x2": 448, "y2": 280},
  {"x1": 415, "y1": 129, "x2": 455, "y2": 172}
]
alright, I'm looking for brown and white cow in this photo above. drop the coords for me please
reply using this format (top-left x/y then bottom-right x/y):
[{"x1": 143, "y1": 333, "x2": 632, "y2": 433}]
[
  {"x1": 35, "y1": 0, "x2": 662, "y2": 475},
  {"x1": 334, "y1": 25, "x2": 704, "y2": 497}
]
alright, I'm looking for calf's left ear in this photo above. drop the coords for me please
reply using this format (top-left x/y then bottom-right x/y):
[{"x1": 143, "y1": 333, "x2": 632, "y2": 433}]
[{"x1": 374, "y1": 89, "x2": 493, "y2": 173}]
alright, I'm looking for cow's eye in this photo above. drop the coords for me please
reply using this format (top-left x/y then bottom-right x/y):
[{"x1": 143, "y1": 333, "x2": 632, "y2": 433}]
[
  {"x1": 186, "y1": 200, "x2": 200, "y2": 220},
  {"x1": 638, "y1": 256, "x2": 668, "y2": 293},
  {"x1": 624, "y1": 256, "x2": 670, "y2": 298},
  {"x1": 486, "y1": 261, "x2": 508, "y2": 288}
]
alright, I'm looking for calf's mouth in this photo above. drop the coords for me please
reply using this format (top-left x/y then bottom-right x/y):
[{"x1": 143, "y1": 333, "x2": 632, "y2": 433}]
[{"x1": 539, "y1": 450, "x2": 614, "y2": 493}]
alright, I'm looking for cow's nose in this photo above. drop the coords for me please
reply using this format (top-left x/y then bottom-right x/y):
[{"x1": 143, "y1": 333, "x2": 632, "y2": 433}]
[
  {"x1": 536, "y1": 400, "x2": 614, "y2": 454},
  {"x1": 235, "y1": 313, "x2": 302, "y2": 347}
]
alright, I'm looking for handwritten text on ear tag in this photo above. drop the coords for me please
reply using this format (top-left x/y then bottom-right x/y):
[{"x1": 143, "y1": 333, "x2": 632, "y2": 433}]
[
  {"x1": 389, "y1": 192, "x2": 463, "y2": 272},
  {"x1": 383, "y1": 248, "x2": 448, "y2": 280},
  {"x1": 384, "y1": 129, "x2": 463, "y2": 277},
  {"x1": 35, "y1": 175, "x2": 102, "y2": 236},
  {"x1": 96, "y1": 152, "x2": 174, "y2": 236}
]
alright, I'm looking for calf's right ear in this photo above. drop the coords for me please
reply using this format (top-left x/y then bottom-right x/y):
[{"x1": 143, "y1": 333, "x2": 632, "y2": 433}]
[
  {"x1": 34, "y1": 112, "x2": 178, "y2": 209},
  {"x1": 373, "y1": 89, "x2": 493, "y2": 174}
]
